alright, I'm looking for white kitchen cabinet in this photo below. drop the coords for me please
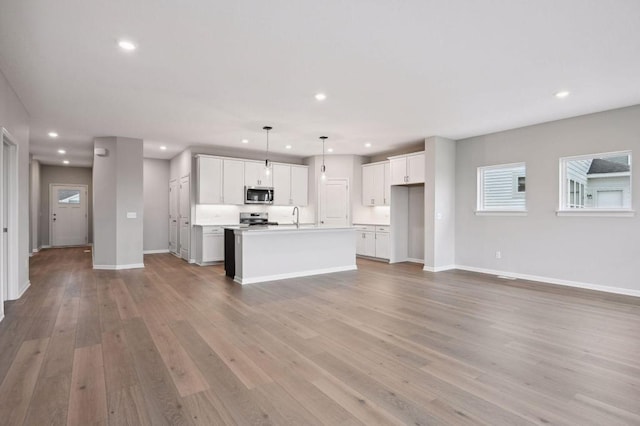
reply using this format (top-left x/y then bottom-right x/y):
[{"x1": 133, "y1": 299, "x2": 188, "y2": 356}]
[
  {"x1": 383, "y1": 162, "x2": 391, "y2": 205},
  {"x1": 245, "y1": 161, "x2": 272, "y2": 187},
  {"x1": 374, "y1": 226, "x2": 390, "y2": 259},
  {"x1": 194, "y1": 226, "x2": 224, "y2": 265},
  {"x1": 196, "y1": 156, "x2": 245, "y2": 205},
  {"x1": 222, "y1": 159, "x2": 244, "y2": 204},
  {"x1": 290, "y1": 165, "x2": 308, "y2": 206},
  {"x1": 273, "y1": 164, "x2": 308, "y2": 206},
  {"x1": 197, "y1": 156, "x2": 222, "y2": 204},
  {"x1": 389, "y1": 152, "x2": 425, "y2": 185},
  {"x1": 362, "y1": 161, "x2": 389, "y2": 206},
  {"x1": 354, "y1": 224, "x2": 389, "y2": 259}
]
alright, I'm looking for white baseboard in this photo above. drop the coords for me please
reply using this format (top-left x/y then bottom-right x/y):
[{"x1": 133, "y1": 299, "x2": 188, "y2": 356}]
[
  {"x1": 0, "y1": 313, "x2": 4, "y2": 322},
  {"x1": 406, "y1": 258, "x2": 424, "y2": 264},
  {"x1": 143, "y1": 249, "x2": 170, "y2": 254},
  {"x1": 41, "y1": 245, "x2": 51, "y2": 249},
  {"x1": 93, "y1": 263, "x2": 145, "y2": 270},
  {"x1": 454, "y1": 264, "x2": 640, "y2": 298},
  {"x1": 18, "y1": 280, "x2": 31, "y2": 298},
  {"x1": 235, "y1": 265, "x2": 358, "y2": 285},
  {"x1": 423, "y1": 264, "x2": 455, "y2": 272},
  {"x1": 32, "y1": 248, "x2": 40, "y2": 253}
]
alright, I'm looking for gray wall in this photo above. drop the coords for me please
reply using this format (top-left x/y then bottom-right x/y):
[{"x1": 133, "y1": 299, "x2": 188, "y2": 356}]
[
  {"x1": 143, "y1": 158, "x2": 170, "y2": 252},
  {"x1": 455, "y1": 105, "x2": 640, "y2": 292},
  {"x1": 0, "y1": 68, "x2": 30, "y2": 299},
  {"x1": 30, "y1": 158, "x2": 40, "y2": 251},
  {"x1": 425, "y1": 136, "x2": 456, "y2": 269},
  {"x1": 93, "y1": 137, "x2": 144, "y2": 268},
  {"x1": 39, "y1": 165, "x2": 93, "y2": 247}
]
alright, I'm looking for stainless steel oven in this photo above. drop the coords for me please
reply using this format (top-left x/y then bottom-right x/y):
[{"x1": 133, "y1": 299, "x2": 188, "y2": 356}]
[{"x1": 244, "y1": 186, "x2": 274, "y2": 204}]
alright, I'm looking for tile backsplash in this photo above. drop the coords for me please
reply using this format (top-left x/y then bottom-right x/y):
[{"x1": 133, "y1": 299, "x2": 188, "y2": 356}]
[{"x1": 195, "y1": 204, "x2": 315, "y2": 225}]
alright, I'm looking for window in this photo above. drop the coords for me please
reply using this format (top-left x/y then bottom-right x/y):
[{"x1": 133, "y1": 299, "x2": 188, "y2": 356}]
[
  {"x1": 477, "y1": 163, "x2": 526, "y2": 213},
  {"x1": 58, "y1": 189, "x2": 80, "y2": 204},
  {"x1": 559, "y1": 151, "x2": 632, "y2": 213}
]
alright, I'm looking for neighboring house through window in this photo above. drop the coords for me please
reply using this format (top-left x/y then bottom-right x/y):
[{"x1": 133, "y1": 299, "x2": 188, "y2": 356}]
[
  {"x1": 477, "y1": 162, "x2": 527, "y2": 212},
  {"x1": 559, "y1": 151, "x2": 632, "y2": 211}
]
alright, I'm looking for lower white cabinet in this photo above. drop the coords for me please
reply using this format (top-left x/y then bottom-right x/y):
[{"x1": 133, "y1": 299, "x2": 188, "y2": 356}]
[
  {"x1": 194, "y1": 226, "x2": 224, "y2": 265},
  {"x1": 355, "y1": 225, "x2": 390, "y2": 259}
]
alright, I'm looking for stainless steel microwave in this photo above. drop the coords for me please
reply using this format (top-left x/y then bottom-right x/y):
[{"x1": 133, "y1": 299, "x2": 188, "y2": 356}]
[{"x1": 244, "y1": 186, "x2": 274, "y2": 204}]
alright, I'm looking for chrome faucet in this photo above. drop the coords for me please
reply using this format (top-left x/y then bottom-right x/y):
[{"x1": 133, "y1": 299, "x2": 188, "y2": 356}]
[{"x1": 292, "y1": 206, "x2": 300, "y2": 228}]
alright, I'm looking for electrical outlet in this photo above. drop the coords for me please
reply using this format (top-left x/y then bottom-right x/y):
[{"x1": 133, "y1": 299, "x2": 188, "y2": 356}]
[{"x1": 495, "y1": 251, "x2": 502, "y2": 259}]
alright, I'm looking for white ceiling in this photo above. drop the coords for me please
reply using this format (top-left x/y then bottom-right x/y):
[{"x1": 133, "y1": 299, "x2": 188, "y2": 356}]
[{"x1": 1, "y1": 1, "x2": 639, "y2": 167}]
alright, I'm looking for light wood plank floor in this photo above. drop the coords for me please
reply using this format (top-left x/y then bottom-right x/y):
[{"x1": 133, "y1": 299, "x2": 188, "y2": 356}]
[{"x1": 1, "y1": 247, "x2": 639, "y2": 425}]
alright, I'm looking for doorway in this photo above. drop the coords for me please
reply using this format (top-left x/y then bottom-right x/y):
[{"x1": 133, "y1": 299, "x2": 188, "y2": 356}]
[
  {"x1": 319, "y1": 178, "x2": 350, "y2": 226},
  {"x1": 169, "y1": 178, "x2": 179, "y2": 255},
  {"x1": 49, "y1": 184, "x2": 88, "y2": 246},
  {"x1": 179, "y1": 175, "x2": 190, "y2": 260},
  {"x1": 1, "y1": 128, "x2": 18, "y2": 310}
]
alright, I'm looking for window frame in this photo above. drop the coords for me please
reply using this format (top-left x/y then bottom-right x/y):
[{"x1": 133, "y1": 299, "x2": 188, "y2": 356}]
[
  {"x1": 476, "y1": 162, "x2": 527, "y2": 216},
  {"x1": 557, "y1": 150, "x2": 634, "y2": 217}
]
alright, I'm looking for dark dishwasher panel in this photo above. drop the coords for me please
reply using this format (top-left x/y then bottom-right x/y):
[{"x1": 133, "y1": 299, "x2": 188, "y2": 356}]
[{"x1": 224, "y1": 229, "x2": 235, "y2": 278}]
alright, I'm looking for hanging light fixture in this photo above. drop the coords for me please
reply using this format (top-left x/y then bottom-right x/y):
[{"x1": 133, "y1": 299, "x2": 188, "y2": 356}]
[
  {"x1": 319, "y1": 136, "x2": 328, "y2": 180},
  {"x1": 263, "y1": 126, "x2": 272, "y2": 176}
]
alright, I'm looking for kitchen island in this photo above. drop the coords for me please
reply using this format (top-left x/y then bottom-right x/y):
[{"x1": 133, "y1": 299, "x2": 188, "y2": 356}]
[{"x1": 225, "y1": 226, "x2": 357, "y2": 284}]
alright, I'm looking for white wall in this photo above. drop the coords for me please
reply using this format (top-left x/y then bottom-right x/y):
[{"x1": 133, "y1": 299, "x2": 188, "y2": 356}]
[
  {"x1": 455, "y1": 105, "x2": 640, "y2": 293},
  {"x1": 143, "y1": 159, "x2": 170, "y2": 252},
  {"x1": 0, "y1": 68, "x2": 30, "y2": 299}
]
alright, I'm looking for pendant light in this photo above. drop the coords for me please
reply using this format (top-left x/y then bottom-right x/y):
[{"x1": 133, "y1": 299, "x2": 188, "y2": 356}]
[
  {"x1": 263, "y1": 126, "x2": 272, "y2": 176},
  {"x1": 319, "y1": 136, "x2": 328, "y2": 180}
]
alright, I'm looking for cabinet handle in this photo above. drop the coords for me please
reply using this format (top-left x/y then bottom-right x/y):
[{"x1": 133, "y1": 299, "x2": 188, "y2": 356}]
[{"x1": 371, "y1": 198, "x2": 374, "y2": 205}]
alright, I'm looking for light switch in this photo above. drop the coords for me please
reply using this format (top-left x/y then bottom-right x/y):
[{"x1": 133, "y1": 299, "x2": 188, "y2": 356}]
[{"x1": 126, "y1": 212, "x2": 137, "y2": 219}]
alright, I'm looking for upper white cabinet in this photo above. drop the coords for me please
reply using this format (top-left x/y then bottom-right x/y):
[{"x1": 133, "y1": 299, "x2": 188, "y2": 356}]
[
  {"x1": 222, "y1": 159, "x2": 244, "y2": 204},
  {"x1": 273, "y1": 164, "x2": 308, "y2": 206},
  {"x1": 196, "y1": 156, "x2": 245, "y2": 205},
  {"x1": 389, "y1": 152, "x2": 425, "y2": 185},
  {"x1": 362, "y1": 161, "x2": 390, "y2": 206},
  {"x1": 245, "y1": 161, "x2": 272, "y2": 187},
  {"x1": 197, "y1": 156, "x2": 223, "y2": 204}
]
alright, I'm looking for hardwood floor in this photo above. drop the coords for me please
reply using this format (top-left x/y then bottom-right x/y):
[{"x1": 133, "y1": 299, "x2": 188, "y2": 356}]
[{"x1": 1, "y1": 247, "x2": 639, "y2": 425}]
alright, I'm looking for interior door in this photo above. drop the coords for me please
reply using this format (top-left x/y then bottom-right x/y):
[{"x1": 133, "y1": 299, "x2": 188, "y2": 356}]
[
  {"x1": 50, "y1": 184, "x2": 87, "y2": 246},
  {"x1": 319, "y1": 179, "x2": 349, "y2": 226},
  {"x1": 169, "y1": 179, "x2": 178, "y2": 255},
  {"x1": 179, "y1": 175, "x2": 190, "y2": 260},
  {"x1": 1, "y1": 141, "x2": 7, "y2": 308}
]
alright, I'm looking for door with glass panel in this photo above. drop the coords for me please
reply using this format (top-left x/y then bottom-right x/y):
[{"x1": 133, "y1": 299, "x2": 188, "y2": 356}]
[{"x1": 50, "y1": 184, "x2": 88, "y2": 246}]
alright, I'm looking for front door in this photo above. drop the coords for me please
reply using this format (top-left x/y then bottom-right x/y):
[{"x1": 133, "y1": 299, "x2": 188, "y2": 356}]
[
  {"x1": 179, "y1": 175, "x2": 190, "y2": 260},
  {"x1": 50, "y1": 184, "x2": 88, "y2": 246},
  {"x1": 169, "y1": 179, "x2": 179, "y2": 255},
  {"x1": 319, "y1": 179, "x2": 350, "y2": 226}
]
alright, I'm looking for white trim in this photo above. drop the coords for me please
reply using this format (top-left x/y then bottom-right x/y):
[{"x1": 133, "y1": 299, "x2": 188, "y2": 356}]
[
  {"x1": 41, "y1": 245, "x2": 51, "y2": 249},
  {"x1": 0, "y1": 314, "x2": 4, "y2": 323},
  {"x1": 17, "y1": 280, "x2": 31, "y2": 298},
  {"x1": 423, "y1": 264, "x2": 455, "y2": 272},
  {"x1": 1, "y1": 128, "x2": 20, "y2": 301},
  {"x1": 406, "y1": 258, "x2": 424, "y2": 264},
  {"x1": 234, "y1": 265, "x2": 357, "y2": 285},
  {"x1": 475, "y1": 210, "x2": 528, "y2": 216},
  {"x1": 453, "y1": 265, "x2": 640, "y2": 298},
  {"x1": 93, "y1": 263, "x2": 145, "y2": 270},
  {"x1": 556, "y1": 209, "x2": 634, "y2": 217},
  {"x1": 32, "y1": 248, "x2": 40, "y2": 253},
  {"x1": 143, "y1": 249, "x2": 170, "y2": 254}
]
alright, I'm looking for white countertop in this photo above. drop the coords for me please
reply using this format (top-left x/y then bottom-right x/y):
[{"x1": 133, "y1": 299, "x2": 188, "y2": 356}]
[{"x1": 227, "y1": 224, "x2": 355, "y2": 233}]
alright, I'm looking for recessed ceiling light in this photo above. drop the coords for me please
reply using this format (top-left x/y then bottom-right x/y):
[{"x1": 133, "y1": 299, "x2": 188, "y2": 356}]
[
  {"x1": 315, "y1": 93, "x2": 327, "y2": 101},
  {"x1": 57, "y1": 149, "x2": 66, "y2": 154},
  {"x1": 48, "y1": 132, "x2": 58, "y2": 138},
  {"x1": 285, "y1": 145, "x2": 292, "y2": 149},
  {"x1": 327, "y1": 148, "x2": 334, "y2": 153},
  {"x1": 63, "y1": 160, "x2": 69, "y2": 165},
  {"x1": 555, "y1": 90, "x2": 570, "y2": 99},
  {"x1": 364, "y1": 142, "x2": 372, "y2": 148},
  {"x1": 118, "y1": 40, "x2": 137, "y2": 51},
  {"x1": 160, "y1": 146, "x2": 167, "y2": 150},
  {"x1": 241, "y1": 139, "x2": 249, "y2": 144}
]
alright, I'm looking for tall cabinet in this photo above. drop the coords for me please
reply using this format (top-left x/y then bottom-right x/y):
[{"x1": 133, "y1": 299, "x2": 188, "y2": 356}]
[{"x1": 362, "y1": 161, "x2": 390, "y2": 206}]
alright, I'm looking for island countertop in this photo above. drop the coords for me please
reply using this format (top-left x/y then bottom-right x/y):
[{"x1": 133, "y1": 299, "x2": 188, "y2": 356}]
[{"x1": 224, "y1": 224, "x2": 355, "y2": 233}]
